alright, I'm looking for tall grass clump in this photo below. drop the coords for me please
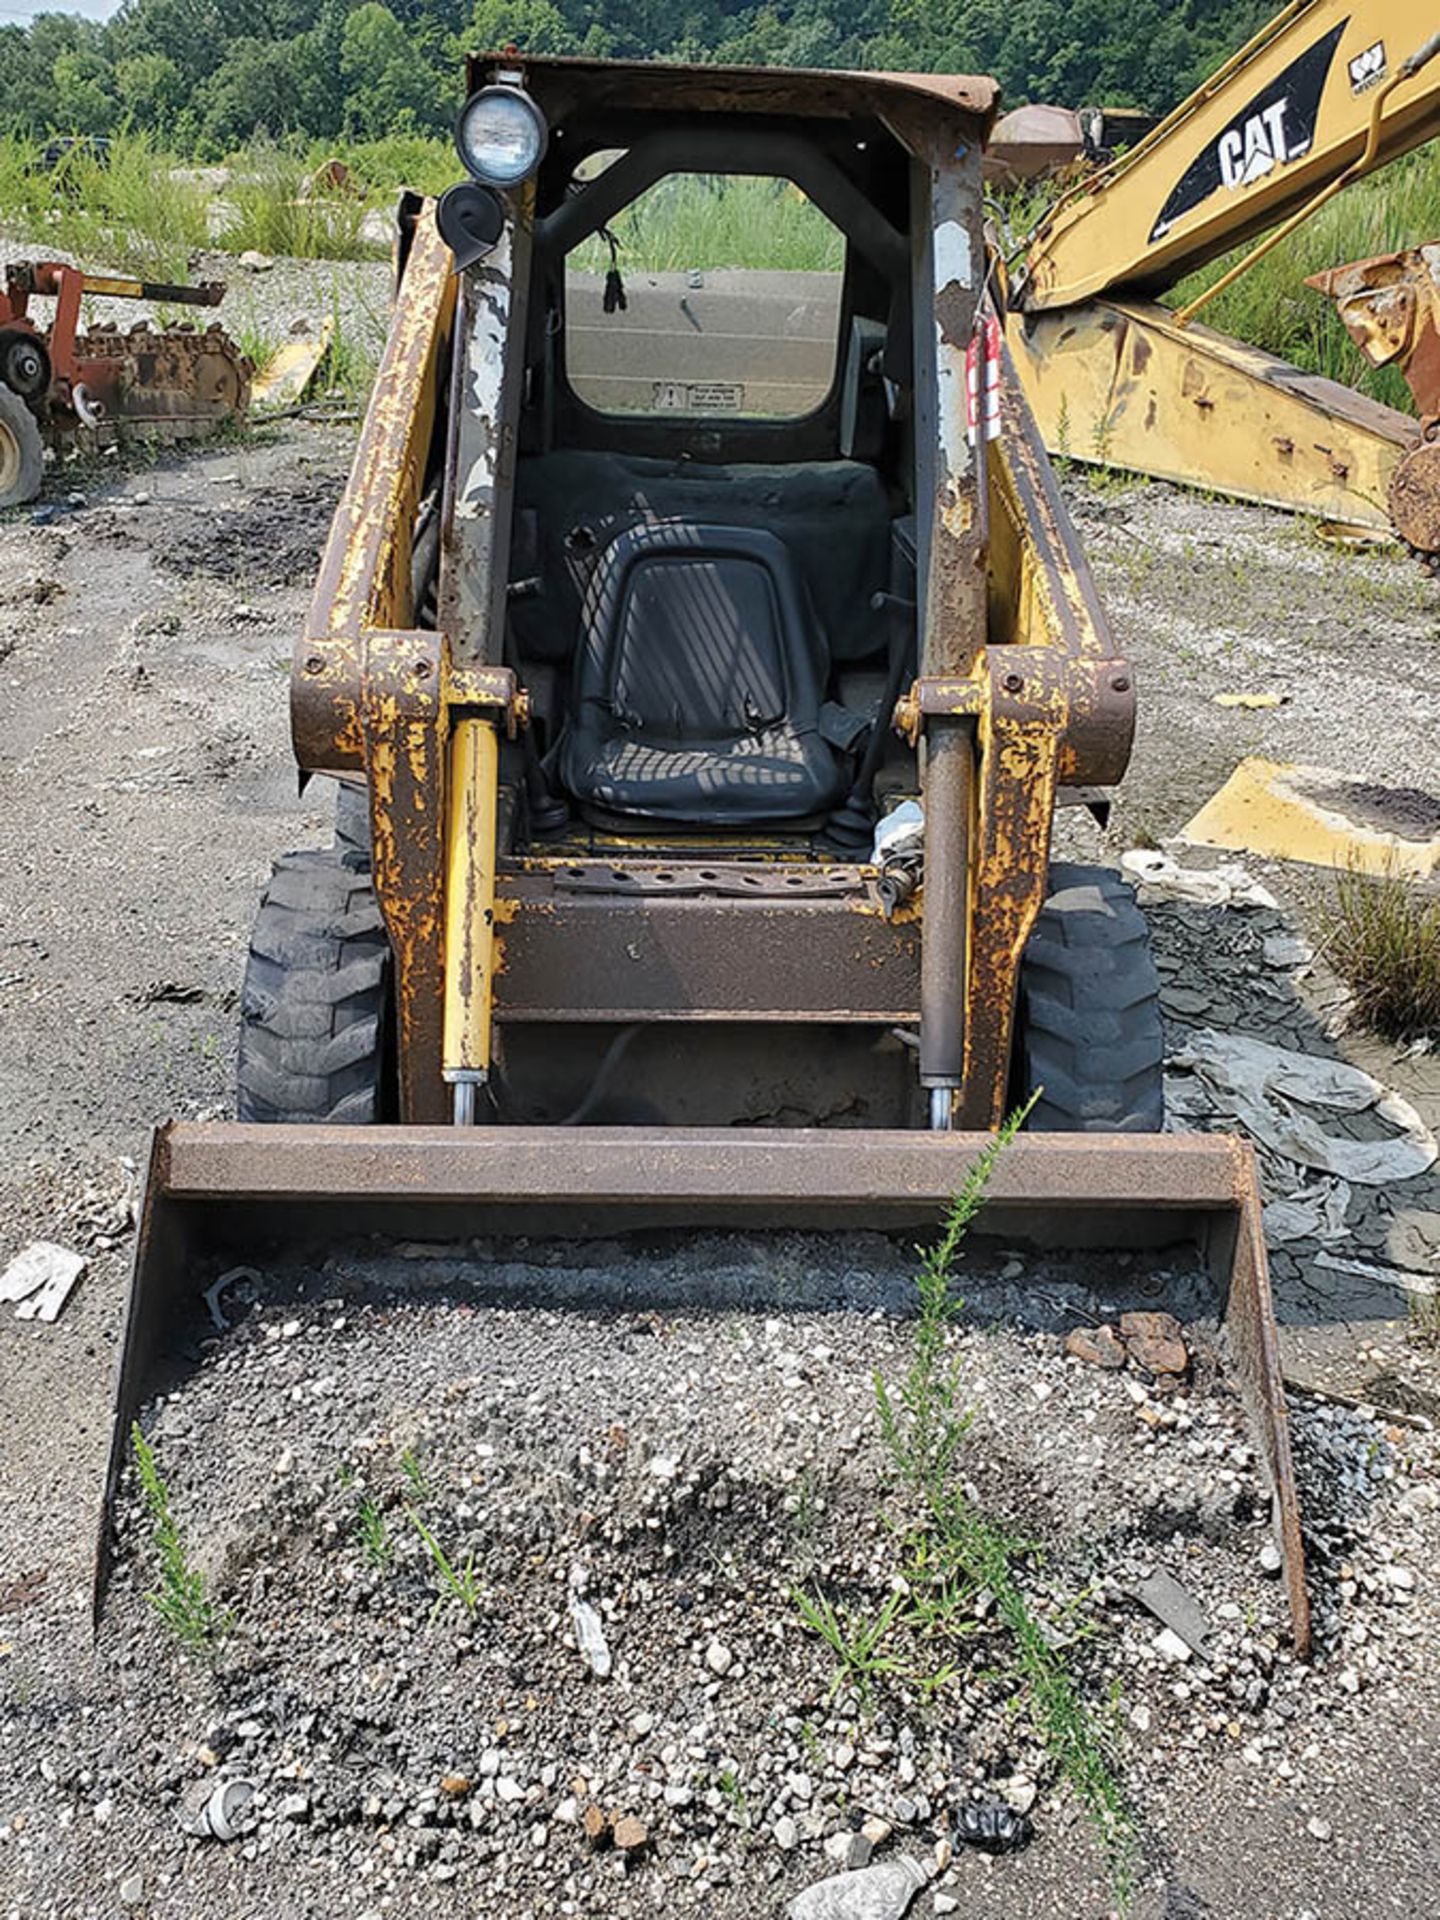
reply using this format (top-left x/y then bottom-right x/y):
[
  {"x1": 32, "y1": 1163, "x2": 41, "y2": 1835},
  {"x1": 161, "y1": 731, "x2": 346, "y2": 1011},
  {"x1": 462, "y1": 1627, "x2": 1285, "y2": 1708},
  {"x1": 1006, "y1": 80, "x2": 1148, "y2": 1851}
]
[
  {"x1": 1324, "y1": 861, "x2": 1440, "y2": 1041},
  {"x1": 222, "y1": 141, "x2": 379, "y2": 261},
  {"x1": 327, "y1": 134, "x2": 456, "y2": 201},
  {"x1": 569, "y1": 172, "x2": 845, "y2": 275},
  {"x1": 0, "y1": 130, "x2": 210, "y2": 282}
]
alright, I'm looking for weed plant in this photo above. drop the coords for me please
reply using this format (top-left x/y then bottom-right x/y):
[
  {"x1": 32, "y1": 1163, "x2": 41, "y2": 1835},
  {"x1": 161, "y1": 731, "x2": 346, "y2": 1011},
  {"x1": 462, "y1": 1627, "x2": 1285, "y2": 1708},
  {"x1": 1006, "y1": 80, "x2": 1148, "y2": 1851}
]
[
  {"x1": 0, "y1": 131, "x2": 209, "y2": 281},
  {"x1": 223, "y1": 142, "x2": 374, "y2": 261},
  {"x1": 793, "y1": 1092, "x2": 1136, "y2": 1892},
  {"x1": 1322, "y1": 861, "x2": 1440, "y2": 1041},
  {"x1": 408, "y1": 1508, "x2": 481, "y2": 1621},
  {"x1": 130, "y1": 1421, "x2": 230, "y2": 1653}
]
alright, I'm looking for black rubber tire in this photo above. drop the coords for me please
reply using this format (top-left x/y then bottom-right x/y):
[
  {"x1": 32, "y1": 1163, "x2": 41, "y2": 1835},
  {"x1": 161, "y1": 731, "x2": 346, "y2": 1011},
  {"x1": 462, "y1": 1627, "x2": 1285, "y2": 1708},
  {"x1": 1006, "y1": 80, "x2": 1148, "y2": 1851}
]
[
  {"x1": 236, "y1": 849, "x2": 393, "y2": 1123},
  {"x1": 1016, "y1": 862, "x2": 1165, "y2": 1132},
  {"x1": 332, "y1": 780, "x2": 371, "y2": 867},
  {"x1": 0, "y1": 383, "x2": 44, "y2": 509}
]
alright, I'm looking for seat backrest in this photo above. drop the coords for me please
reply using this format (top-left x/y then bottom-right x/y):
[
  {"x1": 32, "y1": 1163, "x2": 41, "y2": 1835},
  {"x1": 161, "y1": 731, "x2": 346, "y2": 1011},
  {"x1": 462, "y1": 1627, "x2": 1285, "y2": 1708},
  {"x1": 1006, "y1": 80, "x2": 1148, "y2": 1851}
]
[
  {"x1": 511, "y1": 451, "x2": 892, "y2": 666},
  {"x1": 574, "y1": 522, "x2": 826, "y2": 742}
]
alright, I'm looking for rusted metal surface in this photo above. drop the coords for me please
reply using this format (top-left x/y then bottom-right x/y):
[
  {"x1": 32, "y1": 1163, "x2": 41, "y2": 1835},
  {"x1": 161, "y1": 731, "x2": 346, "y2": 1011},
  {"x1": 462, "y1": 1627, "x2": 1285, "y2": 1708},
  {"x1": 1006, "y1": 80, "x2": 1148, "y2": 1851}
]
[
  {"x1": 1221, "y1": 1150, "x2": 1312, "y2": 1656},
  {"x1": 983, "y1": 104, "x2": 1086, "y2": 186},
  {"x1": 493, "y1": 870, "x2": 920, "y2": 1023},
  {"x1": 0, "y1": 258, "x2": 248, "y2": 448},
  {"x1": 1387, "y1": 437, "x2": 1440, "y2": 555},
  {"x1": 98, "y1": 1122, "x2": 1309, "y2": 1653},
  {"x1": 902, "y1": 650, "x2": 1134, "y2": 788},
  {"x1": 898, "y1": 346, "x2": 1134, "y2": 1125},
  {"x1": 360, "y1": 626, "x2": 449, "y2": 1122},
  {"x1": 549, "y1": 862, "x2": 864, "y2": 898},
  {"x1": 1307, "y1": 242, "x2": 1440, "y2": 416},
  {"x1": 958, "y1": 696, "x2": 1060, "y2": 1129},
  {"x1": 294, "y1": 205, "x2": 457, "y2": 774},
  {"x1": 1306, "y1": 242, "x2": 1440, "y2": 554},
  {"x1": 438, "y1": 217, "x2": 531, "y2": 665},
  {"x1": 918, "y1": 723, "x2": 972, "y2": 1098},
  {"x1": 476, "y1": 52, "x2": 999, "y2": 128},
  {"x1": 1008, "y1": 297, "x2": 1419, "y2": 534},
  {"x1": 885, "y1": 114, "x2": 987, "y2": 1100}
]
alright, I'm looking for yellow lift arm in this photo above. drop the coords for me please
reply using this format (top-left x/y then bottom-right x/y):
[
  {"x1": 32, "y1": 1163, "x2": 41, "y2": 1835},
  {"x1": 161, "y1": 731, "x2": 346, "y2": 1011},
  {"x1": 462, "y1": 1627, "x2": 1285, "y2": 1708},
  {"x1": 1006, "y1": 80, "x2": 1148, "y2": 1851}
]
[
  {"x1": 1007, "y1": 1, "x2": 1440, "y2": 548},
  {"x1": 1016, "y1": 0, "x2": 1439, "y2": 311}
]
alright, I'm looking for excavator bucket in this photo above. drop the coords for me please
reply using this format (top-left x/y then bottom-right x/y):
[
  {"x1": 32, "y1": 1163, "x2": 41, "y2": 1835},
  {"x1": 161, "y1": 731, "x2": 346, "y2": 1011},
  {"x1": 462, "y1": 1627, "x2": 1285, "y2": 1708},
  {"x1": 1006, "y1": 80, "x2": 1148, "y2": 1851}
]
[
  {"x1": 99, "y1": 1123, "x2": 1310, "y2": 1654},
  {"x1": 99, "y1": 57, "x2": 1310, "y2": 1663}
]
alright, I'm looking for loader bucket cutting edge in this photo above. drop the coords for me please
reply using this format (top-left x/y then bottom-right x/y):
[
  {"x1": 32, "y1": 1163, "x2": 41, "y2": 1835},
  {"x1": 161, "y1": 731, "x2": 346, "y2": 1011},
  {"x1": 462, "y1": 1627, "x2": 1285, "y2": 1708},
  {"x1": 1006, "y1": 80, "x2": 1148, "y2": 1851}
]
[{"x1": 97, "y1": 1122, "x2": 1310, "y2": 1656}]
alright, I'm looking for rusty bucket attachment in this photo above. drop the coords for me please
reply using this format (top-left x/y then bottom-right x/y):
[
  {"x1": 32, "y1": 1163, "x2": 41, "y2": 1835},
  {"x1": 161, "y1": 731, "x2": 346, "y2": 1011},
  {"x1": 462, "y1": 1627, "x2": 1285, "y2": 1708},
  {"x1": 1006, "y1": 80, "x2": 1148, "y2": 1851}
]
[{"x1": 98, "y1": 1123, "x2": 1310, "y2": 1654}]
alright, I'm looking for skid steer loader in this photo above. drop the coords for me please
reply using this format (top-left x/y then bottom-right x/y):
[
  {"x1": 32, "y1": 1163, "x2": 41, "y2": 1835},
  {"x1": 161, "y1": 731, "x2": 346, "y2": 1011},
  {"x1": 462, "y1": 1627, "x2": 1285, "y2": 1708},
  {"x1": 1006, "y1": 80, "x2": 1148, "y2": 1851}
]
[{"x1": 102, "y1": 56, "x2": 1310, "y2": 1651}]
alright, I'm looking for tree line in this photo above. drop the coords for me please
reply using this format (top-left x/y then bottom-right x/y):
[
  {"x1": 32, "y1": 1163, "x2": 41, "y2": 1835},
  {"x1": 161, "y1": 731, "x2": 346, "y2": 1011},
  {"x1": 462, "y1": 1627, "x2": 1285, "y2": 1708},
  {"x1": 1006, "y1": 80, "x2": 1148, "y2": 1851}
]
[{"x1": 1, "y1": 0, "x2": 1273, "y2": 157}]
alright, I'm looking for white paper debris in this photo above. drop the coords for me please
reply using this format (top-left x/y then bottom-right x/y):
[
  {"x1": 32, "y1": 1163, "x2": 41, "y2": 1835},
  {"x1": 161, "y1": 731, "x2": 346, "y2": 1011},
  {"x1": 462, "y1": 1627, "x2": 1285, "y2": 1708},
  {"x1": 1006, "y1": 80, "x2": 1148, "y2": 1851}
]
[
  {"x1": 568, "y1": 1592, "x2": 612, "y2": 1678},
  {"x1": 1, "y1": 1242, "x2": 87, "y2": 1322},
  {"x1": 1168, "y1": 1030, "x2": 1437, "y2": 1186},
  {"x1": 872, "y1": 799, "x2": 924, "y2": 864},
  {"x1": 1122, "y1": 849, "x2": 1278, "y2": 910},
  {"x1": 568, "y1": 1564, "x2": 612, "y2": 1677}
]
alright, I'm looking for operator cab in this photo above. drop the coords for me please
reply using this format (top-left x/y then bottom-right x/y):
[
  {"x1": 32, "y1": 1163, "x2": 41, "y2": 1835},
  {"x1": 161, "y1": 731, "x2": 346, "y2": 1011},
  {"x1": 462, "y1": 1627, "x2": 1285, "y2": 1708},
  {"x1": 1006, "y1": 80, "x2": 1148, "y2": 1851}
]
[{"x1": 440, "y1": 60, "x2": 930, "y2": 852}]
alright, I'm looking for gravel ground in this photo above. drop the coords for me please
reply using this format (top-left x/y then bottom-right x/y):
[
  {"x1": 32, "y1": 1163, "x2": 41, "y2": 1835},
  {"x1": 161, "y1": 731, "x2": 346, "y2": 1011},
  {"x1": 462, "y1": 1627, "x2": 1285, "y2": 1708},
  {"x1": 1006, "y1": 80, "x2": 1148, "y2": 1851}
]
[
  {"x1": 2, "y1": 355, "x2": 1440, "y2": 1916},
  {"x1": 10, "y1": 1245, "x2": 1440, "y2": 1920}
]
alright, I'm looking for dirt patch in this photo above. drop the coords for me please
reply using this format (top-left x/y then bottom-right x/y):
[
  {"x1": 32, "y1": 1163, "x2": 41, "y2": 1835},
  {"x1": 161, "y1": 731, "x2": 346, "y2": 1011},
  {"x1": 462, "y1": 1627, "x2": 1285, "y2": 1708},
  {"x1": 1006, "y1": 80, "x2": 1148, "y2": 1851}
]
[
  {"x1": 88, "y1": 477, "x2": 344, "y2": 589},
  {"x1": 1299, "y1": 775, "x2": 1440, "y2": 843}
]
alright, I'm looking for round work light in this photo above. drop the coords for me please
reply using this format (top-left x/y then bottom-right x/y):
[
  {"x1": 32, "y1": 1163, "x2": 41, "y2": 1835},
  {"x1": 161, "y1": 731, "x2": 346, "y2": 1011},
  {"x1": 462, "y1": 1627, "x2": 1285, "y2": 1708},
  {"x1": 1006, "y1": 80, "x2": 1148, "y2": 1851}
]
[{"x1": 455, "y1": 86, "x2": 548, "y2": 189}]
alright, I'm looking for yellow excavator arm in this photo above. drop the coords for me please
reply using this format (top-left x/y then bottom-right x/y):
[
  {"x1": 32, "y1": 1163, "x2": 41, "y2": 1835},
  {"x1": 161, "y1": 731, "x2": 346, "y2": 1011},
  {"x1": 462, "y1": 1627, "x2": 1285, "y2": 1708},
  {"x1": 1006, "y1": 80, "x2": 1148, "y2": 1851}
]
[{"x1": 1016, "y1": 0, "x2": 1440, "y2": 313}]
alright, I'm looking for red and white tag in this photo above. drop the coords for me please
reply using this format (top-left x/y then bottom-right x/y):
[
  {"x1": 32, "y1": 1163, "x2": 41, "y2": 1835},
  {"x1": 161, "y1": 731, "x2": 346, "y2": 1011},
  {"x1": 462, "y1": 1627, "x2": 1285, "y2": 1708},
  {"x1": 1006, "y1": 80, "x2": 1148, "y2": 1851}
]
[{"x1": 965, "y1": 311, "x2": 1002, "y2": 446}]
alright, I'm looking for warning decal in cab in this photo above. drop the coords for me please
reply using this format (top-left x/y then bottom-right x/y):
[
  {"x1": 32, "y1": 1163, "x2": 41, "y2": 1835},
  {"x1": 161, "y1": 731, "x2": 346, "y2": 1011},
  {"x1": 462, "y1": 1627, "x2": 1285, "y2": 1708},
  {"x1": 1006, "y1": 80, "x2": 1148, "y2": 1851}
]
[
  {"x1": 653, "y1": 380, "x2": 745, "y2": 412},
  {"x1": 1148, "y1": 21, "x2": 1345, "y2": 243}
]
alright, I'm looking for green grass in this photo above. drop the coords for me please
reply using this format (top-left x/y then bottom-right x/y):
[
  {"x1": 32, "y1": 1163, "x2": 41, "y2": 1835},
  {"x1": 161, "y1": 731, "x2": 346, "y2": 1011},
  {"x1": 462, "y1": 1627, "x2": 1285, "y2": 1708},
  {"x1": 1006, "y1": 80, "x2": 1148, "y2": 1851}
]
[
  {"x1": 222, "y1": 141, "x2": 375, "y2": 262},
  {"x1": 569, "y1": 172, "x2": 844, "y2": 276},
  {"x1": 131, "y1": 1421, "x2": 231, "y2": 1653},
  {"x1": 1321, "y1": 863, "x2": 1440, "y2": 1041},
  {"x1": 408, "y1": 1508, "x2": 482, "y2": 1622},
  {"x1": 791, "y1": 1584, "x2": 907, "y2": 1700},
  {"x1": 0, "y1": 130, "x2": 210, "y2": 281},
  {"x1": 317, "y1": 134, "x2": 455, "y2": 201},
  {"x1": 399, "y1": 1445, "x2": 430, "y2": 1499}
]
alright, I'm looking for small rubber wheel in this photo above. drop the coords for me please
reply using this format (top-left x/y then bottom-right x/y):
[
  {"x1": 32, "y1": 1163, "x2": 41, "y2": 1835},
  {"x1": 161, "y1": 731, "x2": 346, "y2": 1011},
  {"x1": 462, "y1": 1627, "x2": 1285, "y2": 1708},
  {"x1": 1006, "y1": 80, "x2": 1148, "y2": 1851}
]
[
  {"x1": 1, "y1": 332, "x2": 49, "y2": 402},
  {"x1": 1016, "y1": 862, "x2": 1165, "y2": 1132},
  {"x1": 236, "y1": 849, "x2": 394, "y2": 1123},
  {"x1": 0, "y1": 384, "x2": 44, "y2": 509}
]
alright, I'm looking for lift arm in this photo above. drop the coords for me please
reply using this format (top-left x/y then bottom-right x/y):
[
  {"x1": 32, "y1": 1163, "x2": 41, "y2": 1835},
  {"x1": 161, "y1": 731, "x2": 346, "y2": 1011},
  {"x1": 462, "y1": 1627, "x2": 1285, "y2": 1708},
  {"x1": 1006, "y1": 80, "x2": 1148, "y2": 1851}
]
[{"x1": 1015, "y1": 0, "x2": 1440, "y2": 313}]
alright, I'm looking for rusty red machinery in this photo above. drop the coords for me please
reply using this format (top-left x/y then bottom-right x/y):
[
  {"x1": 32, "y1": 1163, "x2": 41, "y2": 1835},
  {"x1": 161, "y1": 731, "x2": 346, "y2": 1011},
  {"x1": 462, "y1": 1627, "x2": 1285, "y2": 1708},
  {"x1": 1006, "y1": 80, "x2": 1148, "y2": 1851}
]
[
  {"x1": 1307, "y1": 243, "x2": 1440, "y2": 554},
  {"x1": 0, "y1": 259, "x2": 251, "y2": 507},
  {"x1": 99, "y1": 55, "x2": 1311, "y2": 1657}
]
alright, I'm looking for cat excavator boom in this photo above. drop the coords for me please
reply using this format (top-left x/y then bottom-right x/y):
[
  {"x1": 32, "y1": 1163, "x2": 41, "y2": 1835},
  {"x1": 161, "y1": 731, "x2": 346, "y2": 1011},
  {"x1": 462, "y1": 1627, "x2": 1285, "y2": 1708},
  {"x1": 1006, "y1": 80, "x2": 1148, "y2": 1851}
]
[{"x1": 1007, "y1": 0, "x2": 1440, "y2": 552}]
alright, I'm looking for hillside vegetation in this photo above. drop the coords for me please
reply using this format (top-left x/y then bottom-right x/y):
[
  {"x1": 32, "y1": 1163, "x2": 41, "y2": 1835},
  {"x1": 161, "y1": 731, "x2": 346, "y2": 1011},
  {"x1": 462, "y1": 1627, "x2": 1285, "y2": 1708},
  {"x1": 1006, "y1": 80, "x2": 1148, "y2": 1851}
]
[{"x1": 2, "y1": 0, "x2": 1274, "y2": 153}]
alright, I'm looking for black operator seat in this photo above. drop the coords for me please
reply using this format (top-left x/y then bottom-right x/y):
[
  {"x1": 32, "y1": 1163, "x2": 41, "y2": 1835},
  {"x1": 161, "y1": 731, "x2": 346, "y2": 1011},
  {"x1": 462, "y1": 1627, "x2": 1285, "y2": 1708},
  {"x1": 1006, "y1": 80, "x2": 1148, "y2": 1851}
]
[{"x1": 561, "y1": 521, "x2": 850, "y2": 827}]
